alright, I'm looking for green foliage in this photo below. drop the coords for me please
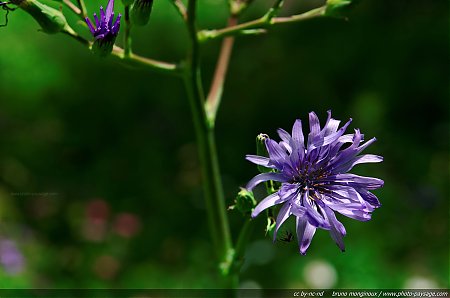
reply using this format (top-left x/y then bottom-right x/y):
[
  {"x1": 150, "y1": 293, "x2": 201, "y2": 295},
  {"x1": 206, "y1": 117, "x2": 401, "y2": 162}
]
[{"x1": 0, "y1": 0, "x2": 447, "y2": 290}]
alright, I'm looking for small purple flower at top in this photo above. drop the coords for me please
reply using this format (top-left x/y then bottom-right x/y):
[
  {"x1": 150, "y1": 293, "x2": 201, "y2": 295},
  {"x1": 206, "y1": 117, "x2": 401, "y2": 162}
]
[
  {"x1": 246, "y1": 111, "x2": 384, "y2": 254},
  {"x1": 85, "y1": 0, "x2": 121, "y2": 56}
]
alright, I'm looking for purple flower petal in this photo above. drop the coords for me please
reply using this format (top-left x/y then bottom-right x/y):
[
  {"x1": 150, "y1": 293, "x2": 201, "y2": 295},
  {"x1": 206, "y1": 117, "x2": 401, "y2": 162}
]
[
  {"x1": 309, "y1": 112, "x2": 321, "y2": 136},
  {"x1": 355, "y1": 187, "x2": 381, "y2": 208},
  {"x1": 322, "y1": 111, "x2": 341, "y2": 136},
  {"x1": 277, "y1": 128, "x2": 292, "y2": 146},
  {"x1": 245, "y1": 155, "x2": 272, "y2": 168},
  {"x1": 278, "y1": 183, "x2": 299, "y2": 200},
  {"x1": 85, "y1": 17, "x2": 96, "y2": 34},
  {"x1": 333, "y1": 154, "x2": 383, "y2": 173},
  {"x1": 246, "y1": 172, "x2": 288, "y2": 191},
  {"x1": 325, "y1": 173, "x2": 384, "y2": 190},
  {"x1": 273, "y1": 203, "x2": 293, "y2": 241},
  {"x1": 100, "y1": 6, "x2": 106, "y2": 23},
  {"x1": 302, "y1": 191, "x2": 330, "y2": 229},
  {"x1": 93, "y1": 13, "x2": 100, "y2": 27},
  {"x1": 292, "y1": 119, "x2": 305, "y2": 150},
  {"x1": 266, "y1": 139, "x2": 289, "y2": 167},
  {"x1": 251, "y1": 192, "x2": 284, "y2": 218},
  {"x1": 322, "y1": 204, "x2": 346, "y2": 251},
  {"x1": 106, "y1": 0, "x2": 114, "y2": 21},
  {"x1": 112, "y1": 14, "x2": 121, "y2": 34},
  {"x1": 296, "y1": 216, "x2": 316, "y2": 255}
]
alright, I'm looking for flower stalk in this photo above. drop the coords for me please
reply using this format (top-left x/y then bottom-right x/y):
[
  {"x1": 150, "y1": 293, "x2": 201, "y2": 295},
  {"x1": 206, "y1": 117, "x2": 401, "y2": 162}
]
[
  {"x1": 185, "y1": 0, "x2": 232, "y2": 272},
  {"x1": 205, "y1": 16, "x2": 237, "y2": 126},
  {"x1": 76, "y1": 0, "x2": 87, "y2": 18},
  {"x1": 198, "y1": 5, "x2": 326, "y2": 42}
]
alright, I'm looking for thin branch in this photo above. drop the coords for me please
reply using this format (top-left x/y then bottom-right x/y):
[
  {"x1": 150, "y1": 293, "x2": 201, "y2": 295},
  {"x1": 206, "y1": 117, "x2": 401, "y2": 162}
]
[
  {"x1": 265, "y1": 0, "x2": 284, "y2": 19},
  {"x1": 169, "y1": 0, "x2": 187, "y2": 21},
  {"x1": 61, "y1": 28, "x2": 91, "y2": 47},
  {"x1": 63, "y1": 0, "x2": 81, "y2": 15},
  {"x1": 76, "y1": 0, "x2": 88, "y2": 19},
  {"x1": 62, "y1": 29, "x2": 181, "y2": 75},
  {"x1": 112, "y1": 46, "x2": 182, "y2": 75},
  {"x1": 199, "y1": 5, "x2": 326, "y2": 42},
  {"x1": 205, "y1": 16, "x2": 237, "y2": 124}
]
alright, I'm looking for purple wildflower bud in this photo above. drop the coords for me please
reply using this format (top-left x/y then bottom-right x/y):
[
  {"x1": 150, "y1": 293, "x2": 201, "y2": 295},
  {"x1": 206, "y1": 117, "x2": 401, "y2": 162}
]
[
  {"x1": 85, "y1": 0, "x2": 121, "y2": 56},
  {"x1": 245, "y1": 111, "x2": 384, "y2": 254}
]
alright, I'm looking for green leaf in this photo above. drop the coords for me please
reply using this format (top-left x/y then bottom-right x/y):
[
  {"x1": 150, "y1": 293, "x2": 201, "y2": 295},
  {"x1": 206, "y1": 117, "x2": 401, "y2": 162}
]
[{"x1": 13, "y1": 0, "x2": 69, "y2": 33}]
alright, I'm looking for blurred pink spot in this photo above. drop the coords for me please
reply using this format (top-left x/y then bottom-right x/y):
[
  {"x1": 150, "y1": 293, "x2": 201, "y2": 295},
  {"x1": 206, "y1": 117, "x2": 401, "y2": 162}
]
[
  {"x1": 86, "y1": 199, "x2": 110, "y2": 224},
  {"x1": 114, "y1": 213, "x2": 141, "y2": 238},
  {"x1": 82, "y1": 199, "x2": 110, "y2": 242}
]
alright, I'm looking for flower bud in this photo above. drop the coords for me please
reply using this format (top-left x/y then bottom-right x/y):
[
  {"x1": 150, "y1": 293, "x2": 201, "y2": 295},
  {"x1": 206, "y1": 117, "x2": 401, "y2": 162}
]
[
  {"x1": 85, "y1": 0, "x2": 121, "y2": 57},
  {"x1": 325, "y1": 0, "x2": 359, "y2": 17},
  {"x1": 230, "y1": 188, "x2": 257, "y2": 215},
  {"x1": 256, "y1": 133, "x2": 270, "y2": 173},
  {"x1": 130, "y1": 0, "x2": 153, "y2": 26},
  {"x1": 11, "y1": 0, "x2": 68, "y2": 34},
  {"x1": 230, "y1": 0, "x2": 255, "y2": 16}
]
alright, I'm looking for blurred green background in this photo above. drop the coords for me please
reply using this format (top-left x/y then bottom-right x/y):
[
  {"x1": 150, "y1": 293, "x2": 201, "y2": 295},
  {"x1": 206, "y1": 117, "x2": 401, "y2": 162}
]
[{"x1": 0, "y1": 0, "x2": 448, "y2": 291}]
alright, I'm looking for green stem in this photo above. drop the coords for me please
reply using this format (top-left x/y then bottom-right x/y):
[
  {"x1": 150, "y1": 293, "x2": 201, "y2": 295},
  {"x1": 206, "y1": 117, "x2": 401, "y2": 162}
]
[
  {"x1": 112, "y1": 47, "x2": 181, "y2": 75},
  {"x1": 233, "y1": 218, "x2": 254, "y2": 273},
  {"x1": 62, "y1": 28, "x2": 180, "y2": 75},
  {"x1": 169, "y1": 0, "x2": 187, "y2": 21},
  {"x1": 185, "y1": 0, "x2": 232, "y2": 272},
  {"x1": 63, "y1": 0, "x2": 81, "y2": 16},
  {"x1": 124, "y1": 5, "x2": 132, "y2": 58},
  {"x1": 76, "y1": 0, "x2": 87, "y2": 18},
  {"x1": 205, "y1": 16, "x2": 237, "y2": 125},
  {"x1": 199, "y1": 5, "x2": 326, "y2": 42},
  {"x1": 61, "y1": 29, "x2": 85, "y2": 45}
]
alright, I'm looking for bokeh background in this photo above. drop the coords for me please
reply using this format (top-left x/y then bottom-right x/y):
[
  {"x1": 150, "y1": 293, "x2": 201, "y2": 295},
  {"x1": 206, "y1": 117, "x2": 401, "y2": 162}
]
[{"x1": 0, "y1": 0, "x2": 448, "y2": 291}]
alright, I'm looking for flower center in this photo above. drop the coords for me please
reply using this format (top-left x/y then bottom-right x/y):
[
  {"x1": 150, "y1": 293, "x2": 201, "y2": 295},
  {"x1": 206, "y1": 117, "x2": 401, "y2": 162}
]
[{"x1": 294, "y1": 167, "x2": 329, "y2": 192}]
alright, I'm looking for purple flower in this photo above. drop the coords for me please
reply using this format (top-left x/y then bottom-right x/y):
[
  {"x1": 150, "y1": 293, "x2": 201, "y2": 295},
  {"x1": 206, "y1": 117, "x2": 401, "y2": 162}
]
[
  {"x1": 85, "y1": 0, "x2": 121, "y2": 56},
  {"x1": 0, "y1": 239, "x2": 25, "y2": 275},
  {"x1": 246, "y1": 111, "x2": 384, "y2": 254}
]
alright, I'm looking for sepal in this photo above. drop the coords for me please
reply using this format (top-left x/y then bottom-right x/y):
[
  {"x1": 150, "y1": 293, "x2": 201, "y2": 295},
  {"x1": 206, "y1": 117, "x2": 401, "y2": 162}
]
[
  {"x1": 229, "y1": 188, "x2": 257, "y2": 216},
  {"x1": 91, "y1": 35, "x2": 116, "y2": 57}
]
